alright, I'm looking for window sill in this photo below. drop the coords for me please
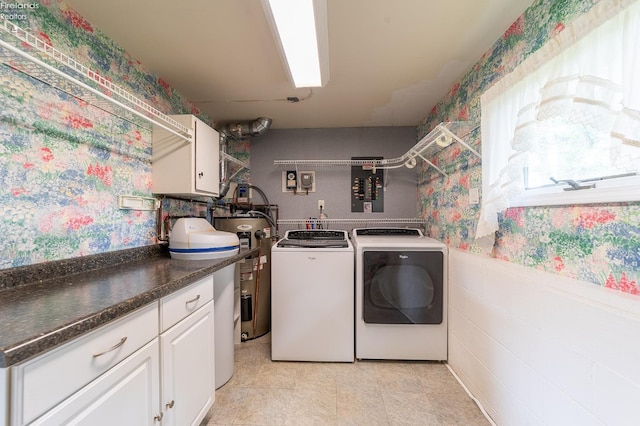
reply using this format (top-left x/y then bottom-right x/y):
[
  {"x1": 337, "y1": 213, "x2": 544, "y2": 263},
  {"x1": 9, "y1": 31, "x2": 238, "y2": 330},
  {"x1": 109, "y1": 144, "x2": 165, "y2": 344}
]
[{"x1": 510, "y1": 176, "x2": 640, "y2": 207}]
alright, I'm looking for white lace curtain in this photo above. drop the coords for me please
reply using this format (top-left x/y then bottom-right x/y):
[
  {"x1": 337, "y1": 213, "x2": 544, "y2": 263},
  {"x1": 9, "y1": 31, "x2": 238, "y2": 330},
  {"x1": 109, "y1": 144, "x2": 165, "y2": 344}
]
[{"x1": 476, "y1": 0, "x2": 640, "y2": 238}]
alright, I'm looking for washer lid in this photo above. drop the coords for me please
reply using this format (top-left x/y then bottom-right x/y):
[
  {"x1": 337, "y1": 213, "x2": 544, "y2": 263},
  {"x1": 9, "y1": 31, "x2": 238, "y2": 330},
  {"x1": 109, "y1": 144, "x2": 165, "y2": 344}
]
[
  {"x1": 285, "y1": 230, "x2": 348, "y2": 240},
  {"x1": 278, "y1": 229, "x2": 349, "y2": 248},
  {"x1": 353, "y1": 228, "x2": 422, "y2": 237}
]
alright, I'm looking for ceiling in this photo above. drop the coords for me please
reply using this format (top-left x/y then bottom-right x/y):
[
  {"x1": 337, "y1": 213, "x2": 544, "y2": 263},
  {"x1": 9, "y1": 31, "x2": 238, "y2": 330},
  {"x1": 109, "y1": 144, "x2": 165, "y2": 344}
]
[{"x1": 64, "y1": 0, "x2": 533, "y2": 130}]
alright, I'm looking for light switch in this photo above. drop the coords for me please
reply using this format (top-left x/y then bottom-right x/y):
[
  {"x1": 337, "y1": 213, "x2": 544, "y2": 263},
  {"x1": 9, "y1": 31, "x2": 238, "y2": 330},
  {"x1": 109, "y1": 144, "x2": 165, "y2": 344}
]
[{"x1": 469, "y1": 187, "x2": 480, "y2": 205}]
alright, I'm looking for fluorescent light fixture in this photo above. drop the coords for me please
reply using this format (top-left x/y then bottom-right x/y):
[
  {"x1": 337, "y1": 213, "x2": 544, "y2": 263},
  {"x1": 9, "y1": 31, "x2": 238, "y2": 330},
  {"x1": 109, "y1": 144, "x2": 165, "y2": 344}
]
[{"x1": 261, "y1": 0, "x2": 329, "y2": 88}]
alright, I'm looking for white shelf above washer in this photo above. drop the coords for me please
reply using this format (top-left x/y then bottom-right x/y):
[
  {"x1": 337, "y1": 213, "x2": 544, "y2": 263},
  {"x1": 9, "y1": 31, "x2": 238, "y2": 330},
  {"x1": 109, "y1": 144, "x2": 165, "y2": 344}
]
[{"x1": 277, "y1": 218, "x2": 426, "y2": 232}]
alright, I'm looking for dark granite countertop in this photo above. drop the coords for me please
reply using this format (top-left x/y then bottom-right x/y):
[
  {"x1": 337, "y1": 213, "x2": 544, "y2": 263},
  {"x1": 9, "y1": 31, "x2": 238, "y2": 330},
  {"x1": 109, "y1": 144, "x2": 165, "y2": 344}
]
[{"x1": 0, "y1": 244, "x2": 258, "y2": 368}]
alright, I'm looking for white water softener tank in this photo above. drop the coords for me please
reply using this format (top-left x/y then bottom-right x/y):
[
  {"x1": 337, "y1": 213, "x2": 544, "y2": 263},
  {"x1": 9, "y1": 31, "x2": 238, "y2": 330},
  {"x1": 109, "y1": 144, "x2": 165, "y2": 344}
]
[{"x1": 169, "y1": 218, "x2": 240, "y2": 388}]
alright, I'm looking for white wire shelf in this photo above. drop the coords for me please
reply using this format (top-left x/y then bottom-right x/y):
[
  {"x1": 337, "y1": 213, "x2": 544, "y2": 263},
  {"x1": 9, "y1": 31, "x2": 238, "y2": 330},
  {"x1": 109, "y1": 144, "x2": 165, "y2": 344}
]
[
  {"x1": 273, "y1": 121, "x2": 480, "y2": 176},
  {"x1": 277, "y1": 218, "x2": 425, "y2": 231},
  {"x1": 0, "y1": 17, "x2": 192, "y2": 141}
]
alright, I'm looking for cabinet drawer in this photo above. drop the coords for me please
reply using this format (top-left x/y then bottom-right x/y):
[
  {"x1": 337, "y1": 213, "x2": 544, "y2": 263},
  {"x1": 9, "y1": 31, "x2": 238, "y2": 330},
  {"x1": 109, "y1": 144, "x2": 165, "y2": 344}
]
[
  {"x1": 30, "y1": 339, "x2": 160, "y2": 426},
  {"x1": 160, "y1": 275, "x2": 213, "y2": 332},
  {"x1": 11, "y1": 303, "x2": 158, "y2": 426}
]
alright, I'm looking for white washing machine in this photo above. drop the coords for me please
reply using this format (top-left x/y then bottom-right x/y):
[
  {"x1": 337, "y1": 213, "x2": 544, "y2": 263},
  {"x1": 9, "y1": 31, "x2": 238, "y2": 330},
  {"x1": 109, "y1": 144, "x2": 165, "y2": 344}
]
[
  {"x1": 351, "y1": 228, "x2": 447, "y2": 361},
  {"x1": 271, "y1": 230, "x2": 354, "y2": 362}
]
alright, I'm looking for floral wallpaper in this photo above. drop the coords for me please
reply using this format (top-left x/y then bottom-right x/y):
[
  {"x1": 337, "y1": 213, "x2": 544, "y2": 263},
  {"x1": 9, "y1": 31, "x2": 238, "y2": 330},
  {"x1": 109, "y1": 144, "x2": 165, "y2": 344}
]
[
  {"x1": 3, "y1": 0, "x2": 638, "y2": 299},
  {"x1": 417, "y1": 0, "x2": 640, "y2": 295},
  {"x1": 0, "y1": 1, "x2": 222, "y2": 269}
]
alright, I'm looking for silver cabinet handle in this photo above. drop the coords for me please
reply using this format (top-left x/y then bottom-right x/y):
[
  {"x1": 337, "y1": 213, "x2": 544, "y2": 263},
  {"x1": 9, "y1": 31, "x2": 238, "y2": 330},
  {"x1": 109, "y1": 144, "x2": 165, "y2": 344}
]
[
  {"x1": 153, "y1": 412, "x2": 163, "y2": 422},
  {"x1": 93, "y1": 336, "x2": 127, "y2": 358},
  {"x1": 166, "y1": 400, "x2": 175, "y2": 409},
  {"x1": 185, "y1": 294, "x2": 200, "y2": 305}
]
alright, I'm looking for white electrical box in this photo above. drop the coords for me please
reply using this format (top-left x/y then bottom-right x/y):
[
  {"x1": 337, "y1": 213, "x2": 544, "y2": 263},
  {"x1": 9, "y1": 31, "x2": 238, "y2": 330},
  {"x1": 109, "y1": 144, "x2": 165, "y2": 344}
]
[{"x1": 281, "y1": 171, "x2": 315, "y2": 192}]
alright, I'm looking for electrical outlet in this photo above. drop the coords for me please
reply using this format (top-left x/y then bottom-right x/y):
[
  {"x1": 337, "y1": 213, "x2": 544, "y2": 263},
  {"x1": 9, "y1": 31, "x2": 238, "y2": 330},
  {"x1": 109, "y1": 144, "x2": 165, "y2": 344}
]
[{"x1": 318, "y1": 200, "x2": 325, "y2": 210}]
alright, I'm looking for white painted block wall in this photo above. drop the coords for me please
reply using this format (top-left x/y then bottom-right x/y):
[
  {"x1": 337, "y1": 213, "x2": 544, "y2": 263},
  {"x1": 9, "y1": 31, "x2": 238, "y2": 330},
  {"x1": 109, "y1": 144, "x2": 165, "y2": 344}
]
[{"x1": 448, "y1": 249, "x2": 640, "y2": 425}]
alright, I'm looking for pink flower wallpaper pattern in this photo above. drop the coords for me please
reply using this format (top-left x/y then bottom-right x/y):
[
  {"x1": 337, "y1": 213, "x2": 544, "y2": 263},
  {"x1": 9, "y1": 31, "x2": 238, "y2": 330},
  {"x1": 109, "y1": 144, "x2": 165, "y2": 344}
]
[{"x1": 416, "y1": 0, "x2": 639, "y2": 295}]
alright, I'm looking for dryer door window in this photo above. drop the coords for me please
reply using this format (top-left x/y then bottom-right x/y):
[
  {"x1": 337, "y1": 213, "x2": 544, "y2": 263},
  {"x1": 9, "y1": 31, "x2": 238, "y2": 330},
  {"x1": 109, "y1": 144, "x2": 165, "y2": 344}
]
[{"x1": 362, "y1": 250, "x2": 443, "y2": 324}]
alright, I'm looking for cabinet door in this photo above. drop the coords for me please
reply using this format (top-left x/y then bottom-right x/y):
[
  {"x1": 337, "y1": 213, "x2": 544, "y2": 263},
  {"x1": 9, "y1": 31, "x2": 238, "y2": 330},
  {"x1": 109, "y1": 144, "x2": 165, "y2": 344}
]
[
  {"x1": 160, "y1": 300, "x2": 215, "y2": 426},
  {"x1": 193, "y1": 117, "x2": 219, "y2": 195},
  {"x1": 32, "y1": 339, "x2": 160, "y2": 426}
]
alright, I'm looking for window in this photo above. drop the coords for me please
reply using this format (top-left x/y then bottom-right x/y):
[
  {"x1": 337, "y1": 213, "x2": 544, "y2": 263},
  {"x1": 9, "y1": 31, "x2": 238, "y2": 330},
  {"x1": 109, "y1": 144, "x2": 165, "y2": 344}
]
[{"x1": 477, "y1": 0, "x2": 640, "y2": 238}]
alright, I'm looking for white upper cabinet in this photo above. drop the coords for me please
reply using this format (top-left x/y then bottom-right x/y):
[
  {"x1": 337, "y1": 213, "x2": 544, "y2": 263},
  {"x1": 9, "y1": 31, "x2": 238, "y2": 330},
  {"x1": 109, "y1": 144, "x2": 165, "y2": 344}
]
[{"x1": 152, "y1": 115, "x2": 220, "y2": 197}]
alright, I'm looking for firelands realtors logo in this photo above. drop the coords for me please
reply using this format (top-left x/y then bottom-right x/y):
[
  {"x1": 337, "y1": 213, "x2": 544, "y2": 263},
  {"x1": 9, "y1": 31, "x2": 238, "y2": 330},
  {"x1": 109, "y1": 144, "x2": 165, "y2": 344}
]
[{"x1": 1, "y1": 2, "x2": 39, "y2": 21}]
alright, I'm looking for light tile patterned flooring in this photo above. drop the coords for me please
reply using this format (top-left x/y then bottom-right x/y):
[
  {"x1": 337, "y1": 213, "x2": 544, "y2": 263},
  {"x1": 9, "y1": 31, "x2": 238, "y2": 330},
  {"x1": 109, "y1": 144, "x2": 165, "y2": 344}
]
[{"x1": 202, "y1": 333, "x2": 490, "y2": 425}]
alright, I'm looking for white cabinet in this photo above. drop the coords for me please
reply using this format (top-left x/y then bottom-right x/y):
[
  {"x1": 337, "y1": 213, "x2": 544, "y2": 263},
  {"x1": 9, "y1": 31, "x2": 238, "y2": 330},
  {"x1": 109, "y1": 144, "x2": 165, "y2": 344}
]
[
  {"x1": 1, "y1": 368, "x2": 8, "y2": 426},
  {"x1": 160, "y1": 301, "x2": 214, "y2": 426},
  {"x1": 152, "y1": 114, "x2": 220, "y2": 197},
  {"x1": 6, "y1": 276, "x2": 217, "y2": 426},
  {"x1": 159, "y1": 276, "x2": 215, "y2": 426}
]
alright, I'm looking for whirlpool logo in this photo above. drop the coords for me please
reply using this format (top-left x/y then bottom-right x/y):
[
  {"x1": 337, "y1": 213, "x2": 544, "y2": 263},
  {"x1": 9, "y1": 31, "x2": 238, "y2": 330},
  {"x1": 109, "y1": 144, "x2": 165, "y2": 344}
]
[{"x1": 399, "y1": 254, "x2": 409, "y2": 259}]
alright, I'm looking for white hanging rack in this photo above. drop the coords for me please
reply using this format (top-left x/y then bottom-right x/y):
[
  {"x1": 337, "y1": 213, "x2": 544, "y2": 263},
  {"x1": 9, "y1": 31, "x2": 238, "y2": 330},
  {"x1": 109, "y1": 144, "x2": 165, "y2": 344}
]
[
  {"x1": 0, "y1": 17, "x2": 192, "y2": 142},
  {"x1": 273, "y1": 121, "x2": 481, "y2": 176}
]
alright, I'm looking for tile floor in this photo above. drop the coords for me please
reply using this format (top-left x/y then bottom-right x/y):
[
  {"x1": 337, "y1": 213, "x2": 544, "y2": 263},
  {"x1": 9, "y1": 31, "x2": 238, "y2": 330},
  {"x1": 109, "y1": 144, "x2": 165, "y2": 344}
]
[{"x1": 202, "y1": 333, "x2": 490, "y2": 425}]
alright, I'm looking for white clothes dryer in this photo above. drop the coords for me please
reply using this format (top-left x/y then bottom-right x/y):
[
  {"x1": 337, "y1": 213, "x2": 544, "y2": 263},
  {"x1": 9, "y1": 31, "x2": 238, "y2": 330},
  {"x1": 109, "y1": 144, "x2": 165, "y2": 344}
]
[{"x1": 351, "y1": 228, "x2": 447, "y2": 361}]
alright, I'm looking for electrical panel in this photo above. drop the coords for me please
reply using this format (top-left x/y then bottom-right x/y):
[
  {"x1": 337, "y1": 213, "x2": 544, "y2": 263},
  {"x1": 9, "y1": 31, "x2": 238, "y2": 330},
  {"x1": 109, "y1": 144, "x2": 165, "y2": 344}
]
[{"x1": 351, "y1": 157, "x2": 384, "y2": 212}]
